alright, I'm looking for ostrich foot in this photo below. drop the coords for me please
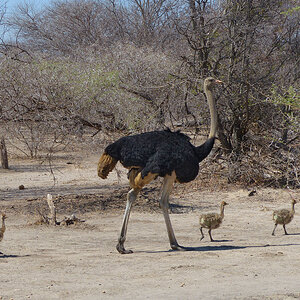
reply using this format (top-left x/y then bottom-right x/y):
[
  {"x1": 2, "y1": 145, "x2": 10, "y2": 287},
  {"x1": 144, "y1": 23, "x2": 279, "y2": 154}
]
[
  {"x1": 116, "y1": 243, "x2": 133, "y2": 254},
  {"x1": 170, "y1": 243, "x2": 186, "y2": 251}
]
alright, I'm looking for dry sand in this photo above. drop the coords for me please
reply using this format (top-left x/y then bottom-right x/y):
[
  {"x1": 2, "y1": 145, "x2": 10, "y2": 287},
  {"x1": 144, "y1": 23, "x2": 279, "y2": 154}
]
[{"x1": 0, "y1": 151, "x2": 300, "y2": 300}]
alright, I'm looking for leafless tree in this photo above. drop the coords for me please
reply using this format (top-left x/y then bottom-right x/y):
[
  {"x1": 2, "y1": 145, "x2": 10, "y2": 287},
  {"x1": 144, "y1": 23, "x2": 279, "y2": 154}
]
[
  {"x1": 106, "y1": 0, "x2": 179, "y2": 48},
  {"x1": 0, "y1": 0, "x2": 298, "y2": 186}
]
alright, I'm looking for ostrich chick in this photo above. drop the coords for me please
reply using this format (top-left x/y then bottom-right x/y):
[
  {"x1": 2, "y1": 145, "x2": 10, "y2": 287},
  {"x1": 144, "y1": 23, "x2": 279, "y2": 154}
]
[
  {"x1": 199, "y1": 201, "x2": 228, "y2": 242},
  {"x1": 0, "y1": 213, "x2": 7, "y2": 242},
  {"x1": 272, "y1": 199, "x2": 297, "y2": 236}
]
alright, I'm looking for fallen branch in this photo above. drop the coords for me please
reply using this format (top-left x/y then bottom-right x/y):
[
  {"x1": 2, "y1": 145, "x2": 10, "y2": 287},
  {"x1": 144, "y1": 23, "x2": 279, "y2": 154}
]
[
  {"x1": 47, "y1": 194, "x2": 57, "y2": 226},
  {"x1": 35, "y1": 194, "x2": 85, "y2": 226}
]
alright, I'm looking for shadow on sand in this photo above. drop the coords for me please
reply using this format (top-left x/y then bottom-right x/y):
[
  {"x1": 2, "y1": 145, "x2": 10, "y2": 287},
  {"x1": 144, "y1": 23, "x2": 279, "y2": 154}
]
[
  {"x1": 0, "y1": 252, "x2": 30, "y2": 258},
  {"x1": 204, "y1": 239, "x2": 233, "y2": 243},
  {"x1": 285, "y1": 232, "x2": 300, "y2": 236},
  {"x1": 136, "y1": 242, "x2": 300, "y2": 254}
]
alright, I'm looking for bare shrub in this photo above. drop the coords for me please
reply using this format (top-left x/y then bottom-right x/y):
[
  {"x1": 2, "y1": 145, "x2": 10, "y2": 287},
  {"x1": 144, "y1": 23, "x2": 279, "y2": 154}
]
[{"x1": 0, "y1": 0, "x2": 298, "y2": 187}]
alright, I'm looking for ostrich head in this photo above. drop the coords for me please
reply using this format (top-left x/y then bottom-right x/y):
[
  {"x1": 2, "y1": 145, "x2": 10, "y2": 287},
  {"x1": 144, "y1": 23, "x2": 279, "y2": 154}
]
[
  {"x1": 204, "y1": 77, "x2": 223, "y2": 90},
  {"x1": 291, "y1": 199, "x2": 297, "y2": 205},
  {"x1": 221, "y1": 201, "x2": 228, "y2": 206},
  {"x1": 1, "y1": 213, "x2": 7, "y2": 220}
]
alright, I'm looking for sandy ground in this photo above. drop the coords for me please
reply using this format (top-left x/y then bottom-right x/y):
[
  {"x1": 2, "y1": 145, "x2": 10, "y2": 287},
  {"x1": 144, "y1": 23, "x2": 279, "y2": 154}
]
[{"x1": 0, "y1": 151, "x2": 300, "y2": 300}]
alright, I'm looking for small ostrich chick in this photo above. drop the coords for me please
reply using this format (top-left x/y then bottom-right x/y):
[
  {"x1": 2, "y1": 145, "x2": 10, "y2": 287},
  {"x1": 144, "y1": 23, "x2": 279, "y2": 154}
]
[
  {"x1": 199, "y1": 201, "x2": 228, "y2": 242},
  {"x1": 272, "y1": 199, "x2": 297, "y2": 236},
  {"x1": 0, "y1": 213, "x2": 7, "y2": 242}
]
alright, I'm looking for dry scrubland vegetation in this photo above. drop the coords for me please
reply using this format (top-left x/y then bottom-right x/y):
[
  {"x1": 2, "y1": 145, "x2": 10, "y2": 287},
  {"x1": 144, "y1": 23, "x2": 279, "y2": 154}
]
[{"x1": 0, "y1": 0, "x2": 299, "y2": 187}]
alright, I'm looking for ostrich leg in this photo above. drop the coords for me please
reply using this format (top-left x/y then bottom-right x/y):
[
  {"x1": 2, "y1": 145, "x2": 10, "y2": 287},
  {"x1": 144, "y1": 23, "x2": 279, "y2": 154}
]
[
  {"x1": 199, "y1": 227, "x2": 205, "y2": 241},
  {"x1": 272, "y1": 224, "x2": 277, "y2": 236},
  {"x1": 159, "y1": 171, "x2": 183, "y2": 250},
  {"x1": 283, "y1": 224, "x2": 288, "y2": 235},
  {"x1": 116, "y1": 187, "x2": 141, "y2": 254}
]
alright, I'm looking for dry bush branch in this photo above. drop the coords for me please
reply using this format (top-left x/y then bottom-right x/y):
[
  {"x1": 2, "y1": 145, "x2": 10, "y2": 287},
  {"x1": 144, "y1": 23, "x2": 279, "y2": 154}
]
[{"x1": 34, "y1": 194, "x2": 85, "y2": 226}]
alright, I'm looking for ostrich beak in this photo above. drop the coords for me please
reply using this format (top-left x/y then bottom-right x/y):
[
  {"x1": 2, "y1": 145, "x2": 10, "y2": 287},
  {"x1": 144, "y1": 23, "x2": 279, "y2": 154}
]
[{"x1": 215, "y1": 79, "x2": 223, "y2": 84}]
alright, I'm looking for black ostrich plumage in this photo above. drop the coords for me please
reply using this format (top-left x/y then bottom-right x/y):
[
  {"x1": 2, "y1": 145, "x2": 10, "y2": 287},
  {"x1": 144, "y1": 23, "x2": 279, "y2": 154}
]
[{"x1": 104, "y1": 129, "x2": 215, "y2": 183}]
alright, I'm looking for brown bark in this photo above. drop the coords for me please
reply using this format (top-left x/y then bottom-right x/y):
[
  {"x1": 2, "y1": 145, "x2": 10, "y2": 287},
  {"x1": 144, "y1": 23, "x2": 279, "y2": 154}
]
[{"x1": 0, "y1": 136, "x2": 9, "y2": 169}]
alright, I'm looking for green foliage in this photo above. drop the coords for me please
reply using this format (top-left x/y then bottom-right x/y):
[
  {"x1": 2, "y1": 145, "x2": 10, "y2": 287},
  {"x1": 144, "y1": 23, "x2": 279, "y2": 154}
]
[
  {"x1": 34, "y1": 59, "x2": 120, "y2": 103},
  {"x1": 281, "y1": 5, "x2": 300, "y2": 16},
  {"x1": 269, "y1": 86, "x2": 300, "y2": 131},
  {"x1": 270, "y1": 86, "x2": 300, "y2": 110}
]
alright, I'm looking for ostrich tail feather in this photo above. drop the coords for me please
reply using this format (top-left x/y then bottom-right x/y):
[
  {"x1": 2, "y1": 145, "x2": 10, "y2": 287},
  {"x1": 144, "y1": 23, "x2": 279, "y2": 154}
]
[{"x1": 97, "y1": 153, "x2": 118, "y2": 179}]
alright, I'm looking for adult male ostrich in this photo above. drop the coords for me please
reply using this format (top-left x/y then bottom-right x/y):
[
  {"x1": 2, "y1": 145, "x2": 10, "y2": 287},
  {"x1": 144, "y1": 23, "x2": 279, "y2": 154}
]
[{"x1": 98, "y1": 77, "x2": 222, "y2": 254}]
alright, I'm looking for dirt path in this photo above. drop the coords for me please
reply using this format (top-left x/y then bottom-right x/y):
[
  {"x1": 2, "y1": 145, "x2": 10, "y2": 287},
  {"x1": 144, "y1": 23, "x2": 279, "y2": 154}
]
[{"x1": 1, "y1": 154, "x2": 300, "y2": 299}]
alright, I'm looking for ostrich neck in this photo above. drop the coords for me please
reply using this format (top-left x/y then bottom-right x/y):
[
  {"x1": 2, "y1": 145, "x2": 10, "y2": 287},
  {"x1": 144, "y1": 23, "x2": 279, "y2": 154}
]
[
  {"x1": 291, "y1": 203, "x2": 295, "y2": 214},
  {"x1": 1, "y1": 218, "x2": 5, "y2": 231},
  {"x1": 204, "y1": 88, "x2": 218, "y2": 139},
  {"x1": 193, "y1": 86, "x2": 217, "y2": 162},
  {"x1": 220, "y1": 205, "x2": 225, "y2": 218}
]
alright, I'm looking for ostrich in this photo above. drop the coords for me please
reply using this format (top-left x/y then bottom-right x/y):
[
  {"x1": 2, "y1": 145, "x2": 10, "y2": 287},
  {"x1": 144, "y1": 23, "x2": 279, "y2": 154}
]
[
  {"x1": 272, "y1": 199, "x2": 297, "y2": 236},
  {"x1": 98, "y1": 77, "x2": 222, "y2": 254},
  {"x1": 199, "y1": 201, "x2": 228, "y2": 242}
]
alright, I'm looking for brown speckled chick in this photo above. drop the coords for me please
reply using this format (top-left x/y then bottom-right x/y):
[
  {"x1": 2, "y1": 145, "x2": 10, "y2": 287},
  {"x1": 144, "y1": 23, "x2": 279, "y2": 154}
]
[
  {"x1": 272, "y1": 199, "x2": 297, "y2": 236},
  {"x1": 199, "y1": 201, "x2": 228, "y2": 242}
]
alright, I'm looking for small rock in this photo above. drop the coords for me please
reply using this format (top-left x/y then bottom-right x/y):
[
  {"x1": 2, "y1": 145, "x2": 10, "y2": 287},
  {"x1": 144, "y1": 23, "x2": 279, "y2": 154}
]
[{"x1": 248, "y1": 190, "x2": 256, "y2": 196}]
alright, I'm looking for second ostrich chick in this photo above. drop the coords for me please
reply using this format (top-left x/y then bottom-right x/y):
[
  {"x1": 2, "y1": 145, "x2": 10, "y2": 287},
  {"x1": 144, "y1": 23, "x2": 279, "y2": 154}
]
[
  {"x1": 272, "y1": 199, "x2": 297, "y2": 236},
  {"x1": 199, "y1": 201, "x2": 228, "y2": 242},
  {"x1": 0, "y1": 213, "x2": 7, "y2": 243}
]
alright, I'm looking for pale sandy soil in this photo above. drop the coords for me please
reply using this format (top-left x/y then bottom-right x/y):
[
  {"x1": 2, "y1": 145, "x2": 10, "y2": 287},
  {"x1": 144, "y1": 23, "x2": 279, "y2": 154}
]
[{"x1": 0, "y1": 150, "x2": 300, "y2": 300}]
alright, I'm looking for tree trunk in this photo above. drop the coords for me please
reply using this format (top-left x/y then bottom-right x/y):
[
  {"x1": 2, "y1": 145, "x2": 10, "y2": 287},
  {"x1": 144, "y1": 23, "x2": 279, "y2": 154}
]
[{"x1": 0, "y1": 136, "x2": 9, "y2": 169}]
